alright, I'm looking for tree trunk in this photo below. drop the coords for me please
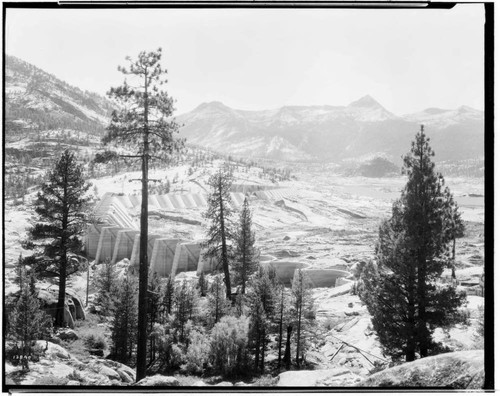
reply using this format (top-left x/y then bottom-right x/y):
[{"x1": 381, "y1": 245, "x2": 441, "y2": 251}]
[
  {"x1": 254, "y1": 328, "x2": 260, "y2": 372},
  {"x1": 136, "y1": 74, "x2": 150, "y2": 382},
  {"x1": 284, "y1": 324, "x2": 293, "y2": 370},
  {"x1": 219, "y1": 185, "x2": 232, "y2": 301},
  {"x1": 296, "y1": 296, "x2": 302, "y2": 367},
  {"x1": 260, "y1": 328, "x2": 265, "y2": 373},
  {"x1": 277, "y1": 289, "x2": 284, "y2": 369},
  {"x1": 56, "y1": 256, "x2": 67, "y2": 327}
]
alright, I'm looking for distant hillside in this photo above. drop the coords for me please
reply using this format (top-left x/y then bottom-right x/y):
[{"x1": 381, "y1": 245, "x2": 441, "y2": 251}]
[
  {"x1": 5, "y1": 55, "x2": 114, "y2": 141},
  {"x1": 176, "y1": 97, "x2": 484, "y2": 163}
]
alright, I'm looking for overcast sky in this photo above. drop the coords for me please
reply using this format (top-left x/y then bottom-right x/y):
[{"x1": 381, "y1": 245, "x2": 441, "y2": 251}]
[{"x1": 6, "y1": 5, "x2": 484, "y2": 115}]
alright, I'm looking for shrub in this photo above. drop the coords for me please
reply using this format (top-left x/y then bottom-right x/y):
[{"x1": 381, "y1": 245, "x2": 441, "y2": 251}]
[
  {"x1": 85, "y1": 334, "x2": 107, "y2": 351},
  {"x1": 209, "y1": 315, "x2": 249, "y2": 376},
  {"x1": 181, "y1": 329, "x2": 210, "y2": 374}
]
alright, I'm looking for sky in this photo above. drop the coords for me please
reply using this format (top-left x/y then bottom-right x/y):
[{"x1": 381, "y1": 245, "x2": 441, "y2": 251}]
[{"x1": 5, "y1": 5, "x2": 485, "y2": 115}]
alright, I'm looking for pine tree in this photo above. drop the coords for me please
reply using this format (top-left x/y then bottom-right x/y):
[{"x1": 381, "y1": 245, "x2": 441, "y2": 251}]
[
  {"x1": 23, "y1": 149, "x2": 91, "y2": 327},
  {"x1": 7, "y1": 269, "x2": 52, "y2": 370},
  {"x1": 233, "y1": 198, "x2": 259, "y2": 294},
  {"x1": 206, "y1": 274, "x2": 231, "y2": 328},
  {"x1": 291, "y1": 269, "x2": 315, "y2": 367},
  {"x1": 203, "y1": 167, "x2": 236, "y2": 300},
  {"x1": 92, "y1": 258, "x2": 120, "y2": 315},
  {"x1": 173, "y1": 280, "x2": 199, "y2": 344},
  {"x1": 247, "y1": 266, "x2": 278, "y2": 373},
  {"x1": 111, "y1": 275, "x2": 138, "y2": 365},
  {"x1": 159, "y1": 275, "x2": 175, "y2": 323},
  {"x1": 360, "y1": 126, "x2": 467, "y2": 361},
  {"x1": 197, "y1": 270, "x2": 208, "y2": 297},
  {"x1": 102, "y1": 49, "x2": 183, "y2": 381},
  {"x1": 147, "y1": 271, "x2": 162, "y2": 363}
]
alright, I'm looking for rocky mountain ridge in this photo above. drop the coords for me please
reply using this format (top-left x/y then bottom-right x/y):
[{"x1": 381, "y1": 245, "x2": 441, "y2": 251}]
[
  {"x1": 176, "y1": 97, "x2": 484, "y2": 162},
  {"x1": 5, "y1": 55, "x2": 484, "y2": 164}
]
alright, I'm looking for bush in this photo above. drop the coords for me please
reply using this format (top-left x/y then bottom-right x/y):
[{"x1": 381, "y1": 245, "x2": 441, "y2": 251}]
[
  {"x1": 209, "y1": 315, "x2": 249, "y2": 376},
  {"x1": 84, "y1": 334, "x2": 107, "y2": 351},
  {"x1": 181, "y1": 329, "x2": 210, "y2": 374}
]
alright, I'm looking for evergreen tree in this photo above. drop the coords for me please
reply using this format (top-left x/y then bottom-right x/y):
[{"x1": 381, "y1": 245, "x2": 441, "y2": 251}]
[
  {"x1": 7, "y1": 269, "x2": 52, "y2": 370},
  {"x1": 147, "y1": 271, "x2": 162, "y2": 363},
  {"x1": 173, "y1": 280, "x2": 199, "y2": 343},
  {"x1": 360, "y1": 126, "x2": 467, "y2": 361},
  {"x1": 197, "y1": 270, "x2": 208, "y2": 297},
  {"x1": 92, "y1": 258, "x2": 120, "y2": 315},
  {"x1": 247, "y1": 266, "x2": 278, "y2": 373},
  {"x1": 203, "y1": 167, "x2": 236, "y2": 300},
  {"x1": 23, "y1": 150, "x2": 91, "y2": 327},
  {"x1": 159, "y1": 275, "x2": 175, "y2": 323},
  {"x1": 233, "y1": 198, "x2": 259, "y2": 294},
  {"x1": 111, "y1": 275, "x2": 138, "y2": 365},
  {"x1": 291, "y1": 269, "x2": 315, "y2": 367},
  {"x1": 103, "y1": 48, "x2": 183, "y2": 380},
  {"x1": 206, "y1": 274, "x2": 231, "y2": 328}
]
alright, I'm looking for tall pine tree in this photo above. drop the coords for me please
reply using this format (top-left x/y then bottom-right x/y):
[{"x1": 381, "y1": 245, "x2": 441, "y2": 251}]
[
  {"x1": 361, "y1": 126, "x2": 467, "y2": 361},
  {"x1": 23, "y1": 150, "x2": 91, "y2": 327},
  {"x1": 103, "y1": 48, "x2": 183, "y2": 380},
  {"x1": 203, "y1": 167, "x2": 236, "y2": 300},
  {"x1": 233, "y1": 198, "x2": 259, "y2": 294}
]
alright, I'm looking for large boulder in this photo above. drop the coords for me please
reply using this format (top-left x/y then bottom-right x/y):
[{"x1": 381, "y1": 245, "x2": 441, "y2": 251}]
[
  {"x1": 136, "y1": 375, "x2": 180, "y2": 386},
  {"x1": 359, "y1": 350, "x2": 484, "y2": 388}
]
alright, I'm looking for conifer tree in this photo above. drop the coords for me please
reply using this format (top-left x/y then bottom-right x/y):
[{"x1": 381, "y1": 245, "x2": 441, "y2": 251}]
[
  {"x1": 92, "y1": 258, "x2": 120, "y2": 315},
  {"x1": 173, "y1": 280, "x2": 199, "y2": 343},
  {"x1": 197, "y1": 270, "x2": 208, "y2": 297},
  {"x1": 233, "y1": 198, "x2": 259, "y2": 294},
  {"x1": 102, "y1": 49, "x2": 183, "y2": 380},
  {"x1": 360, "y1": 126, "x2": 467, "y2": 361},
  {"x1": 204, "y1": 167, "x2": 236, "y2": 300},
  {"x1": 23, "y1": 150, "x2": 91, "y2": 327},
  {"x1": 159, "y1": 275, "x2": 175, "y2": 323},
  {"x1": 247, "y1": 266, "x2": 278, "y2": 373},
  {"x1": 292, "y1": 269, "x2": 315, "y2": 367},
  {"x1": 148, "y1": 271, "x2": 162, "y2": 363},
  {"x1": 111, "y1": 275, "x2": 138, "y2": 365},
  {"x1": 206, "y1": 274, "x2": 231, "y2": 328},
  {"x1": 7, "y1": 269, "x2": 52, "y2": 370}
]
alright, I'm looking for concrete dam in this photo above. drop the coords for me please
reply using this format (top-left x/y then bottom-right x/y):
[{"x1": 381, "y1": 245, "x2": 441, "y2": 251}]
[{"x1": 85, "y1": 188, "x2": 350, "y2": 288}]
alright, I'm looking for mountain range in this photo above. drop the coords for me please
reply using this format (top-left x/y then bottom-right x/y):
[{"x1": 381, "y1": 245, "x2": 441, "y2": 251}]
[
  {"x1": 5, "y1": 55, "x2": 484, "y2": 163},
  {"x1": 176, "y1": 98, "x2": 484, "y2": 162}
]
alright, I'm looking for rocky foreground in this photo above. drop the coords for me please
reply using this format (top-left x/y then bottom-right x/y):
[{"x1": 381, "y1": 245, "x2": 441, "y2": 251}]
[{"x1": 5, "y1": 340, "x2": 484, "y2": 388}]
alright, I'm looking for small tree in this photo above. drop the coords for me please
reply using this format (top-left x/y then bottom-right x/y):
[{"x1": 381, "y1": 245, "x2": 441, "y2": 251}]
[
  {"x1": 197, "y1": 270, "x2": 208, "y2": 297},
  {"x1": 23, "y1": 150, "x2": 91, "y2": 327},
  {"x1": 111, "y1": 276, "x2": 138, "y2": 365},
  {"x1": 159, "y1": 275, "x2": 175, "y2": 323},
  {"x1": 7, "y1": 269, "x2": 52, "y2": 371},
  {"x1": 206, "y1": 274, "x2": 231, "y2": 328},
  {"x1": 233, "y1": 198, "x2": 259, "y2": 294},
  {"x1": 173, "y1": 280, "x2": 199, "y2": 343},
  {"x1": 292, "y1": 269, "x2": 315, "y2": 368},
  {"x1": 204, "y1": 167, "x2": 236, "y2": 300},
  {"x1": 92, "y1": 258, "x2": 120, "y2": 315},
  {"x1": 209, "y1": 315, "x2": 249, "y2": 376}
]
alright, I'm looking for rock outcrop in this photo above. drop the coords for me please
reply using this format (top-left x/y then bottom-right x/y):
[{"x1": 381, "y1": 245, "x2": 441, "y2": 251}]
[{"x1": 359, "y1": 350, "x2": 484, "y2": 388}]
